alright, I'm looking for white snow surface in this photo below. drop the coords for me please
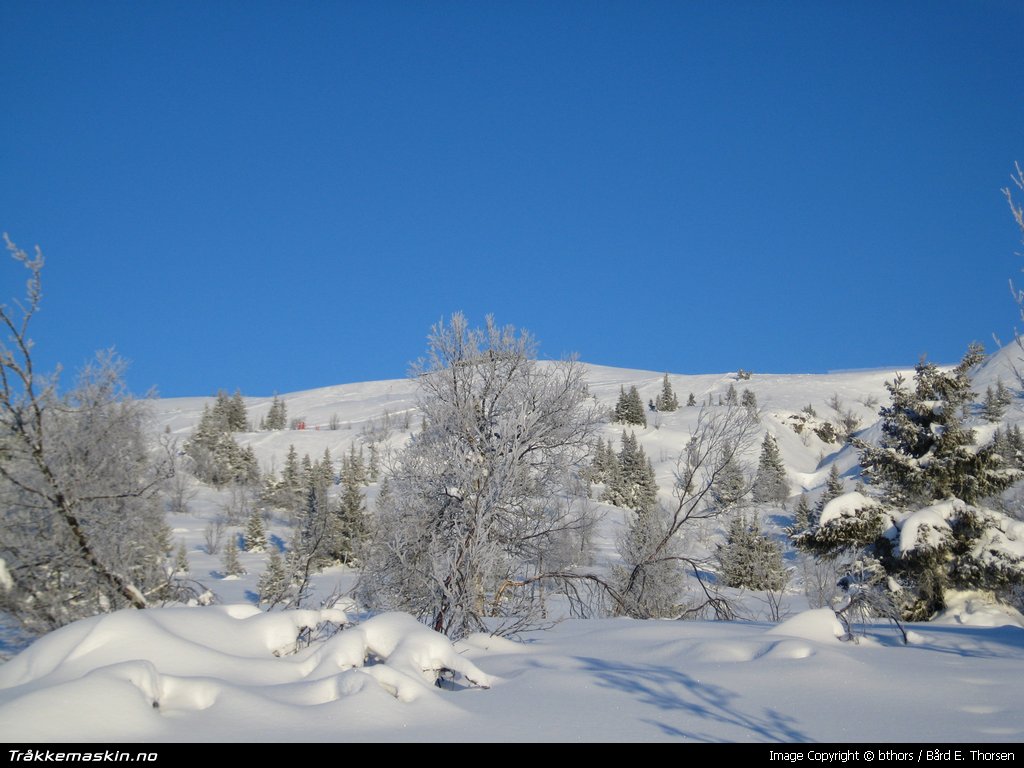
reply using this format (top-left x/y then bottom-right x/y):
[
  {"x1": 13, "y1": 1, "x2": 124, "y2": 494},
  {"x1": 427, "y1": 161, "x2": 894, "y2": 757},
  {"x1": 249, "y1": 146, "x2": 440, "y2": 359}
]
[{"x1": 1, "y1": 606, "x2": 1023, "y2": 742}]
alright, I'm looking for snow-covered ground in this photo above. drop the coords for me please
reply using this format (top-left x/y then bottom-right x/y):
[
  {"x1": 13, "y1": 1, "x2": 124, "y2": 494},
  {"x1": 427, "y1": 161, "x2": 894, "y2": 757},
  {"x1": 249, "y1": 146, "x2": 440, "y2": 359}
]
[
  {"x1": 1, "y1": 603, "x2": 1022, "y2": 742},
  {"x1": 3, "y1": 352, "x2": 1024, "y2": 742}
]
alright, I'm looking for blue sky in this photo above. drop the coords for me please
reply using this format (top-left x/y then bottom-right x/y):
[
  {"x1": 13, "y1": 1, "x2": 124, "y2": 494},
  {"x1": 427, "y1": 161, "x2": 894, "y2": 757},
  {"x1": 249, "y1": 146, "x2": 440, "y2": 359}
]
[{"x1": 3, "y1": 1, "x2": 1023, "y2": 397}]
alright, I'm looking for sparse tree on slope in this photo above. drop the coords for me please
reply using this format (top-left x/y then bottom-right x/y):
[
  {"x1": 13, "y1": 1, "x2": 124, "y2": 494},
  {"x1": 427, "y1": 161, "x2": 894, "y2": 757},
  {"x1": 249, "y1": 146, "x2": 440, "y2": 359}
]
[
  {"x1": 614, "y1": 385, "x2": 647, "y2": 427},
  {"x1": 244, "y1": 508, "x2": 267, "y2": 552},
  {"x1": 752, "y1": 433, "x2": 789, "y2": 504},
  {"x1": 655, "y1": 374, "x2": 679, "y2": 412},
  {"x1": 717, "y1": 512, "x2": 788, "y2": 592},
  {"x1": 262, "y1": 395, "x2": 287, "y2": 431}
]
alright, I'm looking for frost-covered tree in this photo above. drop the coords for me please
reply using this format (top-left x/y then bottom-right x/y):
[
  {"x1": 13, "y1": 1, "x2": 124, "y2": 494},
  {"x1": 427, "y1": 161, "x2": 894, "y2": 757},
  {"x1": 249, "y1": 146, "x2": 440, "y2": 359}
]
[
  {"x1": 724, "y1": 383, "x2": 738, "y2": 406},
  {"x1": 797, "y1": 346, "x2": 1024, "y2": 620},
  {"x1": 601, "y1": 431, "x2": 658, "y2": 512},
  {"x1": 717, "y1": 512, "x2": 788, "y2": 592},
  {"x1": 257, "y1": 549, "x2": 290, "y2": 608},
  {"x1": 184, "y1": 405, "x2": 259, "y2": 488},
  {"x1": 334, "y1": 450, "x2": 368, "y2": 565},
  {"x1": 983, "y1": 380, "x2": 1012, "y2": 423},
  {"x1": 174, "y1": 541, "x2": 190, "y2": 575},
  {"x1": 740, "y1": 388, "x2": 757, "y2": 413},
  {"x1": 752, "y1": 433, "x2": 789, "y2": 504},
  {"x1": 789, "y1": 493, "x2": 813, "y2": 534},
  {"x1": 654, "y1": 374, "x2": 679, "y2": 412},
  {"x1": 614, "y1": 385, "x2": 647, "y2": 427},
  {"x1": 686, "y1": 392, "x2": 697, "y2": 407},
  {"x1": 0, "y1": 237, "x2": 174, "y2": 637},
  {"x1": 262, "y1": 395, "x2": 287, "y2": 431},
  {"x1": 710, "y1": 443, "x2": 748, "y2": 509},
  {"x1": 817, "y1": 464, "x2": 845, "y2": 514},
  {"x1": 794, "y1": 492, "x2": 1024, "y2": 620},
  {"x1": 357, "y1": 313, "x2": 600, "y2": 639},
  {"x1": 244, "y1": 509, "x2": 267, "y2": 552},
  {"x1": 222, "y1": 535, "x2": 245, "y2": 576},
  {"x1": 614, "y1": 504, "x2": 683, "y2": 618}
]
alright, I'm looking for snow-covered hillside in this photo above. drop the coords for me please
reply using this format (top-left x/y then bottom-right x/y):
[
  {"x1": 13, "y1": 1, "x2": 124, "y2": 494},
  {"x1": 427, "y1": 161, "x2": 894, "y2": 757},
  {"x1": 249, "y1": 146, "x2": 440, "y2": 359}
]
[{"x1": 3, "y1": 351, "x2": 1024, "y2": 742}]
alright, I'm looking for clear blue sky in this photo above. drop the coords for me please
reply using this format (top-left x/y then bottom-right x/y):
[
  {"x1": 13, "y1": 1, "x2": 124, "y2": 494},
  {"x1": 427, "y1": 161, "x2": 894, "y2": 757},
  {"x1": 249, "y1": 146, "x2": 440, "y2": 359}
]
[{"x1": 3, "y1": 1, "x2": 1022, "y2": 397}]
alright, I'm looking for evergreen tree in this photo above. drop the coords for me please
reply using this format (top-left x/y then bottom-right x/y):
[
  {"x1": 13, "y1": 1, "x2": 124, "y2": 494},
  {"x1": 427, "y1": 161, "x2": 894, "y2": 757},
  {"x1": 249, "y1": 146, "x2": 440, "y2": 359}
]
[
  {"x1": 711, "y1": 443, "x2": 747, "y2": 508},
  {"x1": 244, "y1": 509, "x2": 267, "y2": 552},
  {"x1": 687, "y1": 392, "x2": 696, "y2": 407},
  {"x1": 724, "y1": 384, "x2": 738, "y2": 406},
  {"x1": 184, "y1": 417, "x2": 259, "y2": 487},
  {"x1": 789, "y1": 493, "x2": 812, "y2": 534},
  {"x1": 588, "y1": 437, "x2": 611, "y2": 484},
  {"x1": 174, "y1": 541, "x2": 190, "y2": 575},
  {"x1": 817, "y1": 464, "x2": 844, "y2": 513},
  {"x1": 614, "y1": 504, "x2": 682, "y2": 618},
  {"x1": 796, "y1": 346, "x2": 1024, "y2": 620},
  {"x1": 335, "y1": 453, "x2": 369, "y2": 565},
  {"x1": 752, "y1": 433, "x2": 789, "y2": 504},
  {"x1": 263, "y1": 395, "x2": 287, "y2": 431},
  {"x1": 997, "y1": 379, "x2": 1013, "y2": 408},
  {"x1": 654, "y1": 374, "x2": 679, "y2": 412},
  {"x1": 741, "y1": 388, "x2": 758, "y2": 413},
  {"x1": 222, "y1": 535, "x2": 245, "y2": 576},
  {"x1": 853, "y1": 344, "x2": 1012, "y2": 506},
  {"x1": 257, "y1": 549, "x2": 290, "y2": 607},
  {"x1": 602, "y1": 431, "x2": 658, "y2": 511},
  {"x1": 717, "y1": 512, "x2": 788, "y2": 591},
  {"x1": 227, "y1": 390, "x2": 248, "y2": 431},
  {"x1": 367, "y1": 443, "x2": 380, "y2": 483},
  {"x1": 614, "y1": 385, "x2": 647, "y2": 427},
  {"x1": 346, "y1": 443, "x2": 367, "y2": 486},
  {"x1": 983, "y1": 381, "x2": 1011, "y2": 422}
]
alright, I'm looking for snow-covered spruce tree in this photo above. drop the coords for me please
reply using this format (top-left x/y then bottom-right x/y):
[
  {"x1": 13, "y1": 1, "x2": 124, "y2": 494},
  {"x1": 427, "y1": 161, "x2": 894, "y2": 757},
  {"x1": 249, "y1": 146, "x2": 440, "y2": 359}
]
[
  {"x1": 257, "y1": 549, "x2": 289, "y2": 607},
  {"x1": 853, "y1": 345, "x2": 1010, "y2": 507},
  {"x1": 654, "y1": 373, "x2": 679, "y2": 412},
  {"x1": 614, "y1": 385, "x2": 647, "y2": 427},
  {"x1": 601, "y1": 431, "x2": 658, "y2": 512},
  {"x1": 263, "y1": 395, "x2": 287, "y2": 431},
  {"x1": 717, "y1": 512, "x2": 788, "y2": 591},
  {"x1": 243, "y1": 508, "x2": 267, "y2": 552},
  {"x1": 982, "y1": 381, "x2": 1011, "y2": 423},
  {"x1": 741, "y1": 388, "x2": 757, "y2": 413},
  {"x1": 710, "y1": 442, "x2": 748, "y2": 509},
  {"x1": 687, "y1": 392, "x2": 697, "y2": 407},
  {"x1": 334, "y1": 449, "x2": 368, "y2": 565},
  {"x1": 356, "y1": 313, "x2": 600, "y2": 639},
  {"x1": 752, "y1": 433, "x2": 789, "y2": 504},
  {"x1": 789, "y1": 493, "x2": 812, "y2": 534},
  {"x1": 183, "y1": 404, "x2": 259, "y2": 488},
  {"x1": 0, "y1": 238, "x2": 174, "y2": 637},
  {"x1": 816, "y1": 464, "x2": 845, "y2": 515},
  {"x1": 614, "y1": 404, "x2": 760, "y2": 619},
  {"x1": 797, "y1": 346, "x2": 1024, "y2": 620},
  {"x1": 222, "y1": 535, "x2": 245, "y2": 577},
  {"x1": 724, "y1": 383, "x2": 738, "y2": 406}
]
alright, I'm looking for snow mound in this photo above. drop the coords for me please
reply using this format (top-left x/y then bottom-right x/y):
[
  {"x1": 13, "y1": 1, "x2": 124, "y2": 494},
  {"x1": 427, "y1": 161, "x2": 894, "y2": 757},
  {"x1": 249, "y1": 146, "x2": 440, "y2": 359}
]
[
  {"x1": 933, "y1": 592, "x2": 1024, "y2": 628},
  {"x1": 767, "y1": 608, "x2": 845, "y2": 643},
  {"x1": 818, "y1": 491, "x2": 882, "y2": 526},
  {"x1": 0, "y1": 606, "x2": 490, "y2": 740}
]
